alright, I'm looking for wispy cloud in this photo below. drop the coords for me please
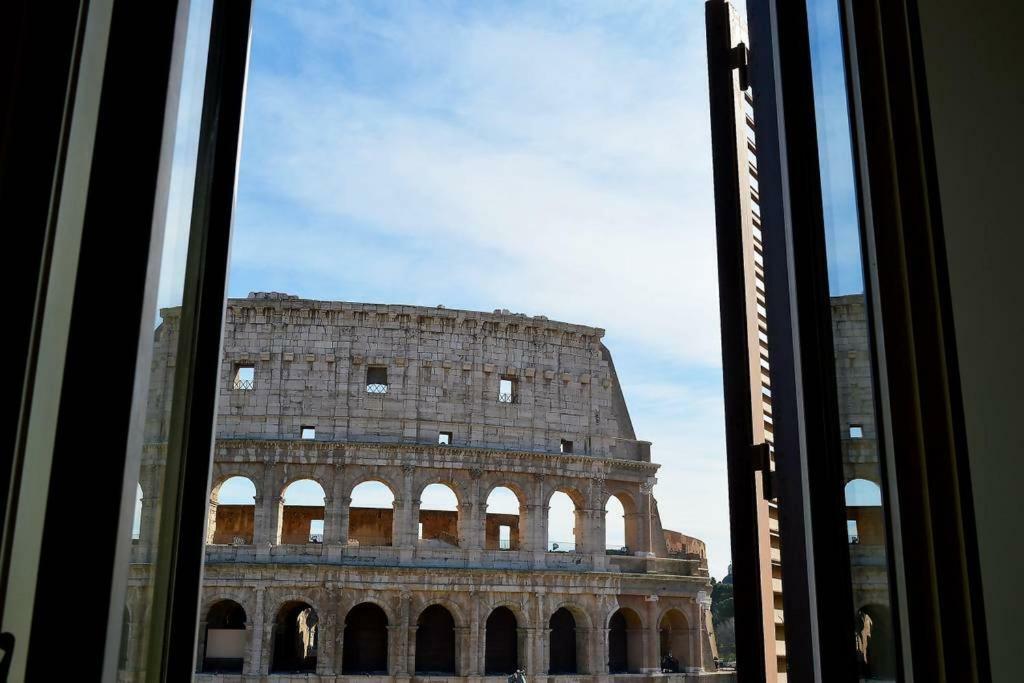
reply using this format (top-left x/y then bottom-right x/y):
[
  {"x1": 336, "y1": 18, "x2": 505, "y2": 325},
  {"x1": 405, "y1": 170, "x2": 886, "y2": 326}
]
[{"x1": 228, "y1": 0, "x2": 732, "y2": 578}]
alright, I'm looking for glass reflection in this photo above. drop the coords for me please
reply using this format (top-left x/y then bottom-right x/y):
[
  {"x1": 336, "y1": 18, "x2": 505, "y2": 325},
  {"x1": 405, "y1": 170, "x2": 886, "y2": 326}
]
[
  {"x1": 118, "y1": 0, "x2": 214, "y2": 679},
  {"x1": 806, "y1": 0, "x2": 898, "y2": 680}
]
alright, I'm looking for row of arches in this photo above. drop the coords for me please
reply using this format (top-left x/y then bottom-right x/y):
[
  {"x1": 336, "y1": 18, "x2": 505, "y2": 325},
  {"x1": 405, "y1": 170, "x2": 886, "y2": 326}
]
[
  {"x1": 198, "y1": 599, "x2": 694, "y2": 675},
  {"x1": 204, "y1": 476, "x2": 638, "y2": 553}
]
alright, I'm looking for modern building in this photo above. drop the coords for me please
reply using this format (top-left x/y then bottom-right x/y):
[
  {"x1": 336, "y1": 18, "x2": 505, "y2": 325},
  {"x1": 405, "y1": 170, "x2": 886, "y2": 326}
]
[{"x1": 128, "y1": 293, "x2": 726, "y2": 681}]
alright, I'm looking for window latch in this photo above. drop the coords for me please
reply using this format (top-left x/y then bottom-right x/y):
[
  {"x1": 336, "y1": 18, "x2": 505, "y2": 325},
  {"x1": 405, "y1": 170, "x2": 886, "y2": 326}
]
[
  {"x1": 752, "y1": 441, "x2": 777, "y2": 502},
  {"x1": 730, "y1": 42, "x2": 750, "y2": 91}
]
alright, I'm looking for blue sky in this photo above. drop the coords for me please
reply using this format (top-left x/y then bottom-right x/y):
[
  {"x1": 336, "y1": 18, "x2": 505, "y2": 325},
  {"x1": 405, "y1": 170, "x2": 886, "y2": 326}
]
[{"x1": 215, "y1": 0, "x2": 731, "y2": 578}]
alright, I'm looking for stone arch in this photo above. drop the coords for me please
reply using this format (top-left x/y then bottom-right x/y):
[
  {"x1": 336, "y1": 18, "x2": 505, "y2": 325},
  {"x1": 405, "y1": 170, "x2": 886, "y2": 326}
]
[
  {"x1": 658, "y1": 607, "x2": 691, "y2": 671},
  {"x1": 548, "y1": 606, "x2": 580, "y2": 674},
  {"x1": 603, "y1": 488, "x2": 640, "y2": 553},
  {"x1": 856, "y1": 603, "x2": 895, "y2": 679},
  {"x1": 545, "y1": 486, "x2": 587, "y2": 553},
  {"x1": 270, "y1": 599, "x2": 319, "y2": 673},
  {"x1": 416, "y1": 481, "x2": 461, "y2": 548},
  {"x1": 845, "y1": 478, "x2": 884, "y2": 546},
  {"x1": 348, "y1": 478, "x2": 397, "y2": 547},
  {"x1": 415, "y1": 604, "x2": 459, "y2": 675},
  {"x1": 484, "y1": 484, "x2": 524, "y2": 551},
  {"x1": 200, "y1": 599, "x2": 247, "y2": 673},
  {"x1": 207, "y1": 475, "x2": 257, "y2": 545},
  {"x1": 342, "y1": 602, "x2": 390, "y2": 674},
  {"x1": 279, "y1": 478, "x2": 327, "y2": 544},
  {"x1": 485, "y1": 606, "x2": 520, "y2": 675},
  {"x1": 607, "y1": 607, "x2": 644, "y2": 673}
]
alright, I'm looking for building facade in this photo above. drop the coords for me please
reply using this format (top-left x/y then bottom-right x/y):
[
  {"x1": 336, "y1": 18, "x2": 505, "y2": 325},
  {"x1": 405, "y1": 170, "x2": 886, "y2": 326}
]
[{"x1": 128, "y1": 293, "x2": 728, "y2": 681}]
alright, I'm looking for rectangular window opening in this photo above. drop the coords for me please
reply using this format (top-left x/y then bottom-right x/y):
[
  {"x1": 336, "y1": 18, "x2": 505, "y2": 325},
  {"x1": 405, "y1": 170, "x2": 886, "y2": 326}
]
[
  {"x1": 499, "y1": 525, "x2": 511, "y2": 550},
  {"x1": 233, "y1": 364, "x2": 255, "y2": 390},
  {"x1": 438, "y1": 431, "x2": 452, "y2": 445},
  {"x1": 560, "y1": 439, "x2": 573, "y2": 454},
  {"x1": 301, "y1": 426, "x2": 316, "y2": 440},
  {"x1": 849, "y1": 424, "x2": 864, "y2": 439},
  {"x1": 498, "y1": 377, "x2": 516, "y2": 403},
  {"x1": 847, "y1": 520, "x2": 859, "y2": 545},
  {"x1": 366, "y1": 366, "x2": 389, "y2": 394},
  {"x1": 310, "y1": 519, "x2": 324, "y2": 543},
  {"x1": 418, "y1": 522, "x2": 424, "y2": 540}
]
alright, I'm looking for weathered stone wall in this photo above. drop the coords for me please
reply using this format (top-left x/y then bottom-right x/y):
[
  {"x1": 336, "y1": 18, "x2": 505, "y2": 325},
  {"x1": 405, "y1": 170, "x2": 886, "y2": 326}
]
[{"x1": 169, "y1": 293, "x2": 650, "y2": 461}]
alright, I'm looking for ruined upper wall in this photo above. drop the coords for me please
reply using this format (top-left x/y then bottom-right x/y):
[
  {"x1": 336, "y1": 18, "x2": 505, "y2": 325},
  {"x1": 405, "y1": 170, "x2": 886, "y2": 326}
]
[{"x1": 149, "y1": 293, "x2": 649, "y2": 460}]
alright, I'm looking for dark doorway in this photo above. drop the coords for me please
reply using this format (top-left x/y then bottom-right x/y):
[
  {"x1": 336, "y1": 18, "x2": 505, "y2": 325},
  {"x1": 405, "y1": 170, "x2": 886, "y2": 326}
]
[
  {"x1": 415, "y1": 604, "x2": 457, "y2": 675},
  {"x1": 203, "y1": 600, "x2": 247, "y2": 673},
  {"x1": 608, "y1": 610, "x2": 628, "y2": 673},
  {"x1": 485, "y1": 606, "x2": 518, "y2": 674},
  {"x1": 859, "y1": 605, "x2": 896, "y2": 680},
  {"x1": 343, "y1": 602, "x2": 389, "y2": 674},
  {"x1": 548, "y1": 607, "x2": 577, "y2": 674},
  {"x1": 270, "y1": 601, "x2": 318, "y2": 673}
]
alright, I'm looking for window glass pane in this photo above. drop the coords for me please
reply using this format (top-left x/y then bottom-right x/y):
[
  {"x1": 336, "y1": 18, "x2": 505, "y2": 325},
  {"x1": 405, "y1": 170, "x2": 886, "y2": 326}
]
[
  {"x1": 118, "y1": 0, "x2": 214, "y2": 677},
  {"x1": 807, "y1": 0, "x2": 900, "y2": 678},
  {"x1": 192, "y1": 1, "x2": 736, "y2": 677}
]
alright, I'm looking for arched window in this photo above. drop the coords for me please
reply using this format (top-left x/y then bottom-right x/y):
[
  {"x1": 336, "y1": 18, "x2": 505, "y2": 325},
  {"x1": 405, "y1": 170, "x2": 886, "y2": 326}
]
[
  {"x1": 485, "y1": 486, "x2": 521, "y2": 550},
  {"x1": 548, "y1": 607, "x2": 577, "y2": 674},
  {"x1": 845, "y1": 479, "x2": 882, "y2": 506},
  {"x1": 349, "y1": 480, "x2": 395, "y2": 546},
  {"x1": 270, "y1": 601, "x2": 318, "y2": 673},
  {"x1": 415, "y1": 605, "x2": 456, "y2": 674},
  {"x1": 547, "y1": 491, "x2": 581, "y2": 552},
  {"x1": 343, "y1": 603, "x2": 389, "y2": 674},
  {"x1": 605, "y1": 495, "x2": 627, "y2": 553},
  {"x1": 485, "y1": 607, "x2": 518, "y2": 674},
  {"x1": 208, "y1": 476, "x2": 257, "y2": 545},
  {"x1": 608, "y1": 608, "x2": 643, "y2": 673},
  {"x1": 845, "y1": 479, "x2": 884, "y2": 545},
  {"x1": 280, "y1": 479, "x2": 326, "y2": 544},
  {"x1": 659, "y1": 609, "x2": 690, "y2": 671},
  {"x1": 418, "y1": 483, "x2": 459, "y2": 547},
  {"x1": 202, "y1": 600, "x2": 247, "y2": 673}
]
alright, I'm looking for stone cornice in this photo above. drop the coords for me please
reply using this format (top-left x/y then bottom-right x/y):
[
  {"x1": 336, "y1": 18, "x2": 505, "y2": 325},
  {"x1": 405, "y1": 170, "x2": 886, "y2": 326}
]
[{"x1": 143, "y1": 438, "x2": 660, "y2": 477}]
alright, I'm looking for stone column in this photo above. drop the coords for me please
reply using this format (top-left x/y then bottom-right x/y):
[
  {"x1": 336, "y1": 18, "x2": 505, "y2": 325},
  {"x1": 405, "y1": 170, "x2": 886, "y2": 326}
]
[
  {"x1": 469, "y1": 593, "x2": 482, "y2": 676},
  {"x1": 396, "y1": 593, "x2": 412, "y2": 678},
  {"x1": 519, "y1": 627, "x2": 536, "y2": 675},
  {"x1": 245, "y1": 588, "x2": 265, "y2": 675},
  {"x1": 204, "y1": 495, "x2": 218, "y2": 545},
  {"x1": 195, "y1": 620, "x2": 208, "y2": 672},
  {"x1": 598, "y1": 627, "x2": 611, "y2": 675},
  {"x1": 577, "y1": 627, "x2": 593, "y2": 674},
  {"x1": 644, "y1": 600, "x2": 660, "y2": 673},
  {"x1": 456, "y1": 626, "x2": 471, "y2": 676},
  {"x1": 459, "y1": 502, "x2": 477, "y2": 549}
]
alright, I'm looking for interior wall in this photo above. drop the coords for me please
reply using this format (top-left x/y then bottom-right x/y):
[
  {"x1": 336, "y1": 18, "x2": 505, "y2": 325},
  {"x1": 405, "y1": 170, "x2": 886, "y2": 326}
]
[{"x1": 914, "y1": 1, "x2": 1024, "y2": 678}]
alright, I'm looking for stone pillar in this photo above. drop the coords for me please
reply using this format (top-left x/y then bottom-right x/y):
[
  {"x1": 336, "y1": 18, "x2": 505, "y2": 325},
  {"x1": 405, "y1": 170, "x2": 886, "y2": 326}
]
[
  {"x1": 459, "y1": 502, "x2": 477, "y2": 549},
  {"x1": 577, "y1": 627, "x2": 593, "y2": 674},
  {"x1": 245, "y1": 588, "x2": 265, "y2": 675},
  {"x1": 644, "y1": 600, "x2": 660, "y2": 673},
  {"x1": 469, "y1": 593, "x2": 482, "y2": 676},
  {"x1": 520, "y1": 504, "x2": 541, "y2": 553},
  {"x1": 456, "y1": 626, "x2": 471, "y2": 675},
  {"x1": 598, "y1": 627, "x2": 611, "y2": 675},
  {"x1": 195, "y1": 620, "x2": 208, "y2": 672},
  {"x1": 519, "y1": 627, "x2": 536, "y2": 675},
  {"x1": 204, "y1": 495, "x2": 218, "y2": 545},
  {"x1": 396, "y1": 594, "x2": 412, "y2": 677},
  {"x1": 406, "y1": 623, "x2": 418, "y2": 675},
  {"x1": 337, "y1": 496, "x2": 352, "y2": 545},
  {"x1": 317, "y1": 610, "x2": 335, "y2": 676},
  {"x1": 635, "y1": 487, "x2": 656, "y2": 557}
]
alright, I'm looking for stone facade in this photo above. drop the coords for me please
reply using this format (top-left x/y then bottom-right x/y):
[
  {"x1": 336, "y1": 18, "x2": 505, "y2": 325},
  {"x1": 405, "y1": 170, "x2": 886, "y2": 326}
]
[{"x1": 127, "y1": 293, "x2": 730, "y2": 682}]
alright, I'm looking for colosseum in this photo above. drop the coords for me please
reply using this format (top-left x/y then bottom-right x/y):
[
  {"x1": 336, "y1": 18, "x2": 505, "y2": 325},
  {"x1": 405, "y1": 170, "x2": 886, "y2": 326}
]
[{"x1": 129, "y1": 292, "x2": 726, "y2": 681}]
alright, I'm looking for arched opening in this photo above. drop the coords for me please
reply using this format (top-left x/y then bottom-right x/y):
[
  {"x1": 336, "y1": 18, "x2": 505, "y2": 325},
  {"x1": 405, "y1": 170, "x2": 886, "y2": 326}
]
[
  {"x1": 342, "y1": 603, "x2": 389, "y2": 674},
  {"x1": 418, "y1": 483, "x2": 460, "y2": 547},
  {"x1": 857, "y1": 604, "x2": 895, "y2": 680},
  {"x1": 280, "y1": 479, "x2": 326, "y2": 544},
  {"x1": 349, "y1": 480, "x2": 395, "y2": 546},
  {"x1": 605, "y1": 495, "x2": 627, "y2": 554},
  {"x1": 202, "y1": 600, "x2": 247, "y2": 673},
  {"x1": 209, "y1": 476, "x2": 257, "y2": 545},
  {"x1": 547, "y1": 491, "x2": 582, "y2": 552},
  {"x1": 270, "y1": 601, "x2": 318, "y2": 673},
  {"x1": 415, "y1": 604, "x2": 457, "y2": 675},
  {"x1": 659, "y1": 609, "x2": 690, "y2": 672},
  {"x1": 608, "y1": 608, "x2": 643, "y2": 673},
  {"x1": 548, "y1": 607, "x2": 577, "y2": 674},
  {"x1": 485, "y1": 606, "x2": 518, "y2": 674},
  {"x1": 485, "y1": 486, "x2": 521, "y2": 550},
  {"x1": 132, "y1": 484, "x2": 143, "y2": 541},
  {"x1": 845, "y1": 479, "x2": 884, "y2": 546}
]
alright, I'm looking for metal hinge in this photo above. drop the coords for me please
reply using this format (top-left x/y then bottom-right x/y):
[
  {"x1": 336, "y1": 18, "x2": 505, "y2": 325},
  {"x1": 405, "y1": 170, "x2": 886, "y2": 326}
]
[
  {"x1": 731, "y1": 42, "x2": 750, "y2": 92},
  {"x1": 752, "y1": 441, "x2": 777, "y2": 501}
]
